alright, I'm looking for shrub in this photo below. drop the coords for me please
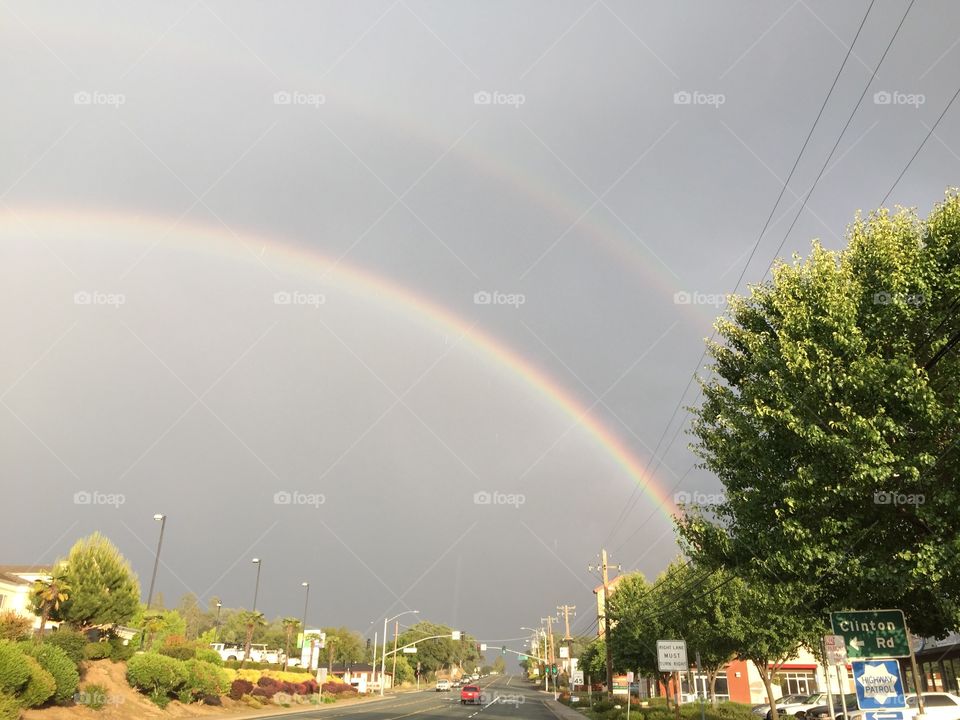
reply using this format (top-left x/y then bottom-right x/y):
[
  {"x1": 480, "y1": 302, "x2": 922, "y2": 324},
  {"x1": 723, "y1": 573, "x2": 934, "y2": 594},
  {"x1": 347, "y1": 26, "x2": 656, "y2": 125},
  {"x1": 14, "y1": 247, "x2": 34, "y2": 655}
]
[
  {"x1": 0, "y1": 691, "x2": 20, "y2": 720},
  {"x1": 223, "y1": 660, "x2": 309, "y2": 672},
  {"x1": 182, "y1": 660, "x2": 228, "y2": 700},
  {"x1": 0, "y1": 642, "x2": 28, "y2": 695},
  {"x1": 75, "y1": 682, "x2": 110, "y2": 710},
  {"x1": 82, "y1": 643, "x2": 111, "y2": 661},
  {"x1": 20, "y1": 642, "x2": 79, "y2": 705},
  {"x1": 17, "y1": 656, "x2": 55, "y2": 708},
  {"x1": 126, "y1": 653, "x2": 188, "y2": 702},
  {"x1": 258, "y1": 675, "x2": 279, "y2": 688},
  {"x1": 193, "y1": 647, "x2": 223, "y2": 666},
  {"x1": 251, "y1": 686, "x2": 275, "y2": 699},
  {"x1": 202, "y1": 693, "x2": 222, "y2": 705},
  {"x1": 229, "y1": 678, "x2": 253, "y2": 700},
  {"x1": 157, "y1": 637, "x2": 196, "y2": 662},
  {"x1": 44, "y1": 629, "x2": 86, "y2": 666},
  {"x1": 0, "y1": 613, "x2": 31, "y2": 643},
  {"x1": 108, "y1": 637, "x2": 135, "y2": 663}
]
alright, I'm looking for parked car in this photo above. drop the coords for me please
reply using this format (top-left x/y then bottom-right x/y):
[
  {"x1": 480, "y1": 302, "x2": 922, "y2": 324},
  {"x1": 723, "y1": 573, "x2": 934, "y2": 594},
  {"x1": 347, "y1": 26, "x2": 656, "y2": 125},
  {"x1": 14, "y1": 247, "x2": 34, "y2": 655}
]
[
  {"x1": 436, "y1": 679, "x2": 451, "y2": 692},
  {"x1": 461, "y1": 685, "x2": 481, "y2": 704},
  {"x1": 768, "y1": 694, "x2": 829, "y2": 720},
  {"x1": 805, "y1": 693, "x2": 860, "y2": 720},
  {"x1": 848, "y1": 693, "x2": 960, "y2": 720}
]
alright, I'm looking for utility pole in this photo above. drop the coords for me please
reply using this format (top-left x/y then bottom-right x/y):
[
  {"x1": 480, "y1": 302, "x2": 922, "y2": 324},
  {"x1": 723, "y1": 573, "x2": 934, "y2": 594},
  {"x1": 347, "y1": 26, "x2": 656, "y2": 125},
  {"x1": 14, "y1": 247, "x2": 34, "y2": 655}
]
[
  {"x1": 391, "y1": 621, "x2": 399, "y2": 690},
  {"x1": 542, "y1": 616, "x2": 557, "y2": 665},
  {"x1": 589, "y1": 548, "x2": 619, "y2": 696},
  {"x1": 558, "y1": 605, "x2": 576, "y2": 640}
]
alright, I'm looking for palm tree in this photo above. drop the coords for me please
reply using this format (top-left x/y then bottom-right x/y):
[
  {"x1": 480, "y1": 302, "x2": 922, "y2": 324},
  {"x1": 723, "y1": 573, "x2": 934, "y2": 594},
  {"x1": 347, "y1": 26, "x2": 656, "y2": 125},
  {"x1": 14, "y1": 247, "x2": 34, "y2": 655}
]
[
  {"x1": 29, "y1": 574, "x2": 70, "y2": 641},
  {"x1": 238, "y1": 610, "x2": 265, "y2": 669},
  {"x1": 281, "y1": 617, "x2": 300, "y2": 671}
]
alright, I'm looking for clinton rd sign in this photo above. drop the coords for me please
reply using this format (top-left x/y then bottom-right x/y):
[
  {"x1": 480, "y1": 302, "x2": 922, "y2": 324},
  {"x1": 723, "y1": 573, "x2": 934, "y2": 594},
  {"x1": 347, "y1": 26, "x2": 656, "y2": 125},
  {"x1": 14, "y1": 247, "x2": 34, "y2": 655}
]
[{"x1": 831, "y1": 610, "x2": 910, "y2": 659}]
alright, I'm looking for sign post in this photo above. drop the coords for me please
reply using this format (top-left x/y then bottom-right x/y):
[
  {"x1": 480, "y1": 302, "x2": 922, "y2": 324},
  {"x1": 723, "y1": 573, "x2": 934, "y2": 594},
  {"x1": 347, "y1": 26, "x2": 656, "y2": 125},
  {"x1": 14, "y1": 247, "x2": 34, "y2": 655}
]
[{"x1": 657, "y1": 641, "x2": 688, "y2": 720}]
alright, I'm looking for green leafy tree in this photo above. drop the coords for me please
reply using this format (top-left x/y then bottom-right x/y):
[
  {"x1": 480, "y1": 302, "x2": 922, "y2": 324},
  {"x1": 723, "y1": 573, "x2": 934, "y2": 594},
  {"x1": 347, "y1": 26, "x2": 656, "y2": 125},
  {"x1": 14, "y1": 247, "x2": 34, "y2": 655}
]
[
  {"x1": 321, "y1": 626, "x2": 366, "y2": 665},
  {"x1": 55, "y1": 533, "x2": 140, "y2": 630},
  {"x1": 492, "y1": 656, "x2": 506, "y2": 674},
  {"x1": 175, "y1": 593, "x2": 203, "y2": 640},
  {"x1": 238, "y1": 611, "x2": 265, "y2": 668},
  {"x1": 678, "y1": 192, "x2": 960, "y2": 637},
  {"x1": 579, "y1": 638, "x2": 606, "y2": 680}
]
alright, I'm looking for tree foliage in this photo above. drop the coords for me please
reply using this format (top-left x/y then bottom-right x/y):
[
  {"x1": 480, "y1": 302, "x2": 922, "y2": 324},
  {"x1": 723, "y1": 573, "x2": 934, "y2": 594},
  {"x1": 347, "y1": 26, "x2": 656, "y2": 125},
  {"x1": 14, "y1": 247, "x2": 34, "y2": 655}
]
[
  {"x1": 678, "y1": 192, "x2": 960, "y2": 637},
  {"x1": 54, "y1": 533, "x2": 140, "y2": 630}
]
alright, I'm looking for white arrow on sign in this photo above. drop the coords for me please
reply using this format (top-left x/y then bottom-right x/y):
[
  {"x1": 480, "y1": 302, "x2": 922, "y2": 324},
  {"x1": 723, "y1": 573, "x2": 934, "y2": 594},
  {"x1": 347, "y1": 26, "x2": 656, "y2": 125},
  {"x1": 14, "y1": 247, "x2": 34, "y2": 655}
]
[{"x1": 851, "y1": 638, "x2": 864, "y2": 651}]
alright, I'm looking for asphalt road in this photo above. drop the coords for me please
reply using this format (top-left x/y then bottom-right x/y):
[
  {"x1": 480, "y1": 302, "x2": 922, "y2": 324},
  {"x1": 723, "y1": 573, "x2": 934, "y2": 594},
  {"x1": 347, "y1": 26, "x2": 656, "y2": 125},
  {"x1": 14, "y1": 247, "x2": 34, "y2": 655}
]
[{"x1": 256, "y1": 676, "x2": 562, "y2": 720}]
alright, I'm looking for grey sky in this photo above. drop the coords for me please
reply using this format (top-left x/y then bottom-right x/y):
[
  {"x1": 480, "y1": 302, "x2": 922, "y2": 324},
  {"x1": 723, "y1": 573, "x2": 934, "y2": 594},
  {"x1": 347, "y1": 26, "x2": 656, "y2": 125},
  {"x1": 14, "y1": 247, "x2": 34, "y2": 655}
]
[{"x1": 1, "y1": 1, "x2": 958, "y2": 645}]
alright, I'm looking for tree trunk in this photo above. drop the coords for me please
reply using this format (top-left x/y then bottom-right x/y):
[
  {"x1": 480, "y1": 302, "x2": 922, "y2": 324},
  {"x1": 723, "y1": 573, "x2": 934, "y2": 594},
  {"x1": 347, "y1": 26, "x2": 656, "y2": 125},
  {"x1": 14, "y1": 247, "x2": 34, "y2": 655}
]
[
  {"x1": 241, "y1": 623, "x2": 254, "y2": 669},
  {"x1": 36, "y1": 607, "x2": 49, "y2": 642},
  {"x1": 284, "y1": 628, "x2": 291, "y2": 672},
  {"x1": 709, "y1": 671, "x2": 719, "y2": 707},
  {"x1": 754, "y1": 660, "x2": 779, "y2": 720}
]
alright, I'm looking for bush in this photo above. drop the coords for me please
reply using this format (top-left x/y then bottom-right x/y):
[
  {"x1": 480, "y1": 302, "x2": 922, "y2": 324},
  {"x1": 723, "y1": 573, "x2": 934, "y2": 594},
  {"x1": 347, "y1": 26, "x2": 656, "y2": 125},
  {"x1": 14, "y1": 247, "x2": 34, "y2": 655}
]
[
  {"x1": 257, "y1": 675, "x2": 279, "y2": 688},
  {"x1": 251, "y1": 686, "x2": 276, "y2": 699},
  {"x1": 75, "y1": 682, "x2": 110, "y2": 710},
  {"x1": 44, "y1": 629, "x2": 86, "y2": 666},
  {"x1": 229, "y1": 678, "x2": 253, "y2": 700},
  {"x1": 20, "y1": 642, "x2": 79, "y2": 706},
  {"x1": 193, "y1": 647, "x2": 223, "y2": 666},
  {"x1": 126, "y1": 653, "x2": 188, "y2": 702},
  {"x1": 0, "y1": 642, "x2": 28, "y2": 695},
  {"x1": 108, "y1": 637, "x2": 135, "y2": 663},
  {"x1": 182, "y1": 660, "x2": 228, "y2": 700},
  {"x1": 82, "y1": 643, "x2": 111, "y2": 661},
  {"x1": 0, "y1": 613, "x2": 31, "y2": 643},
  {"x1": 17, "y1": 656, "x2": 55, "y2": 708},
  {"x1": 202, "y1": 693, "x2": 222, "y2": 706},
  {"x1": 223, "y1": 660, "x2": 309, "y2": 672},
  {"x1": 0, "y1": 691, "x2": 19, "y2": 720},
  {"x1": 157, "y1": 636, "x2": 196, "y2": 662}
]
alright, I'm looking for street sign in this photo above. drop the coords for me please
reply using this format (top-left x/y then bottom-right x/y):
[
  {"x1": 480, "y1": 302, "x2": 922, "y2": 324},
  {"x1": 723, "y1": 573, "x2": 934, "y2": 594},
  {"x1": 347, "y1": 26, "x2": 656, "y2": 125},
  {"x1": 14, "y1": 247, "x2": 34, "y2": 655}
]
[
  {"x1": 572, "y1": 670, "x2": 585, "y2": 686},
  {"x1": 626, "y1": 671, "x2": 635, "y2": 682},
  {"x1": 560, "y1": 646, "x2": 570, "y2": 658},
  {"x1": 831, "y1": 610, "x2": 910, "y2": 658},
  {"x1": 824, "y1": 634, "x2": 848, "y2": 665},
  {"x1": 852, "y1": 660, "x2": 906, "y2": 710},
  {"x1": 657, "y1": 640, "x2": 688, "y2": 672},
  {"x1": 866, "y1": 713, "x2": 903, "y2": 720},
  {"x1": 451, "y1": 631, "x2": 462, "y2": 641},
  {"x1": 403, "y1": 646, "x2": 418, "y2": 653},
  {"x1": 480, "y1": 643, "x2": 487, "y2": 651}
]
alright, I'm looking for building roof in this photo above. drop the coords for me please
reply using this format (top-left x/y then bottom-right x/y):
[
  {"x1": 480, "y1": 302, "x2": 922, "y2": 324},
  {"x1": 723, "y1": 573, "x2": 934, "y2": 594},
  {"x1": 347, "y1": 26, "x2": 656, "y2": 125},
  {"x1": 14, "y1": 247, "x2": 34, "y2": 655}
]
[
  {"x1": 0, "y1": 572, "x2": 34, "y2": 586},
  {"x1": 0, "y1": 565, "x2": 52, "y2": 576}
]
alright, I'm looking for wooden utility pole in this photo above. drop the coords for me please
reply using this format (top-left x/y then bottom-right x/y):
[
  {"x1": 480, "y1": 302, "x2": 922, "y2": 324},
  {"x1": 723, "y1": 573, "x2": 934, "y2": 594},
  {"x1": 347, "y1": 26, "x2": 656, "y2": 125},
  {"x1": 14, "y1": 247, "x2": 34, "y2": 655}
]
[
  {"x1": 541, "y1": 616, "x2": 557, "y2": 664},
  {"x1": 593, "y1": 548, "x2": 618, "y2": 696},
  {"x1": 558, "y1": 605, "x2": 576, "y2": 640}
]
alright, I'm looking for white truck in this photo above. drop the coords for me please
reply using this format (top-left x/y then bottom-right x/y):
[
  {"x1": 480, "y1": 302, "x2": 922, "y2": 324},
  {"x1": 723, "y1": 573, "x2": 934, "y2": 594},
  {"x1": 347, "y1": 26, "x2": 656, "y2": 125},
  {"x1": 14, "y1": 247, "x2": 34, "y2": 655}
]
[{"x1": 209, "y1": 642, "x2": 283, "y2": 664}]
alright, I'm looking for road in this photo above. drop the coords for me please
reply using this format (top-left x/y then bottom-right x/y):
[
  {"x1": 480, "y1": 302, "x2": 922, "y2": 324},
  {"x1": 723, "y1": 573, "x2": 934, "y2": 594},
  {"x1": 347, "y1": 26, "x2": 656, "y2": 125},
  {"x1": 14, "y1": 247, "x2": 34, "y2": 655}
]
[{"x1": 256, "y1": 676, "x2": 563, "y2": 720}]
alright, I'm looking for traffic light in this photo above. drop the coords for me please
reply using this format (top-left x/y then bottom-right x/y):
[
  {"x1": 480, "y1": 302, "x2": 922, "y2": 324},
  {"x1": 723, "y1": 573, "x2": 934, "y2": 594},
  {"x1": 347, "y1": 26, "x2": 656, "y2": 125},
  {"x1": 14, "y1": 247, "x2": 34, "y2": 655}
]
[
  {"x1": 501, "y1": 646, "x2": 507, "y2": 655},
  {"x1": 551, "y1": 664, "x2": 558, "y2": 675}
]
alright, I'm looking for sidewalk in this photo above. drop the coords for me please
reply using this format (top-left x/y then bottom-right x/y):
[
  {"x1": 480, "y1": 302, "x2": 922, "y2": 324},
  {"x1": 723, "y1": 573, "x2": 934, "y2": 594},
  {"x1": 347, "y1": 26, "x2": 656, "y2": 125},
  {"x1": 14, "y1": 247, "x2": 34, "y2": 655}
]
[{"x1": 542, "y1": 698, "x2": 589, "y2": 720}]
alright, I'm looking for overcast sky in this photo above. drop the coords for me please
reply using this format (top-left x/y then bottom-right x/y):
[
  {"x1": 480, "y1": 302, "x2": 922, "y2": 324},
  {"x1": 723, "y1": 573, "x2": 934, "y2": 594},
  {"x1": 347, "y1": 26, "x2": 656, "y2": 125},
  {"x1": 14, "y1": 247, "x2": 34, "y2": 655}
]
[{"x1": 2, "y1": 1, "x2": 958, "y2": 649}]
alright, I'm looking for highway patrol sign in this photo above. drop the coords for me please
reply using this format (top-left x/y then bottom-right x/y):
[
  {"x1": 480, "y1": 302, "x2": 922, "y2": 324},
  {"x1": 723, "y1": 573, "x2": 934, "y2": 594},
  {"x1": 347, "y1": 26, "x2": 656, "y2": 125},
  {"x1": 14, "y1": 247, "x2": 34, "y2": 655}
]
[{"x1": 852, "y1": 660, "x2": 906, "y2": 710}]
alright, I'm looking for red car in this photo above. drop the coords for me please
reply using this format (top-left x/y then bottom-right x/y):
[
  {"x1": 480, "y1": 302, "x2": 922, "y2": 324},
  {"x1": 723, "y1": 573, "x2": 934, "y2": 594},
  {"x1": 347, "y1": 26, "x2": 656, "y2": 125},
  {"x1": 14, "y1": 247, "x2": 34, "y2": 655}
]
[{"x1": 460, "y1": 685, "x2": 481, "y2": 704}]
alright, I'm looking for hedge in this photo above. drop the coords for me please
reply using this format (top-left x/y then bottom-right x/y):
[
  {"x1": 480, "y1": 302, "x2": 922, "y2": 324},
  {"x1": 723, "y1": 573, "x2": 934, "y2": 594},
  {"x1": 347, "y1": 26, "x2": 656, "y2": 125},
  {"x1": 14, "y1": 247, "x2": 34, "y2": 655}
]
[
  {"x1": 0, "y1": 642, "x2": 28, "y2": 695},
  {"x1": 193, "y1": 647, "x2": 224, "y2": 666},
  {"x1": 182, "y1": 660, "x2": 229, "y2": 700},
  {"x1": 126, "y1": 653, "x2": 188, "y2": 701},
  {"x1": 0, "y1": 691, "x2": 19, "y2": 720},
  {"x1": 229, "y1": 678, "x2": 253, "y2": 700},
  {"x1": 82, "y1": 642, "x2": 111, "y2": 661},
  {"x1": 19, "y1": 643, "x2": 79, "y2": 706},
  {"x1": 44, "y1": 630, "x2": 86, "y2": 666},
  {"x1": 18, "y1": 656, "x2": 56, "y2": 708}
]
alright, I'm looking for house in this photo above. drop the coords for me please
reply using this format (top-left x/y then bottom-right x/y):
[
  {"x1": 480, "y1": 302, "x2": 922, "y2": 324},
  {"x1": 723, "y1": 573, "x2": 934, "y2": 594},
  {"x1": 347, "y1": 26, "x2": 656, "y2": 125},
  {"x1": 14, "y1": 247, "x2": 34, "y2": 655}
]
[
  {"x1": 0, "y1": 565, "x2": 51, "y2": 630},
  {"x1": 593, "y1": 574, "x2": 629, "y2": 638}
]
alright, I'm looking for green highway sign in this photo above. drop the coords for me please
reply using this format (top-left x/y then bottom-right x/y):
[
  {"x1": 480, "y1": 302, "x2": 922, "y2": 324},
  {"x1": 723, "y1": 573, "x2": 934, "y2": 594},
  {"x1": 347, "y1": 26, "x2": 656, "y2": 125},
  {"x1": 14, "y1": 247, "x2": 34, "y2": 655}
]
[{"x1": 831, "y1": 610, "x2": 910, "y2": 659}]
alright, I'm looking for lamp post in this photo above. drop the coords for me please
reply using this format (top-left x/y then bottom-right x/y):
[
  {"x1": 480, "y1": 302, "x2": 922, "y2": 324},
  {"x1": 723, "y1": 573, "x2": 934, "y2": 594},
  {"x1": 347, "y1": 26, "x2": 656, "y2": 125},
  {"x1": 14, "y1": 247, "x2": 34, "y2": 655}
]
[
  {"x1": 251, "y1": 559, "x2": 262, "y2": 612},
  {"x1": 145, "y1": 514, "x2": 166, "y2": 610},
  {"x1": 300, "y1": 582, "x2": 310, "y2": 665},
  {"x1": 140, "y1": 514, "x2": 166, "y2": 649},
  {"x1": 381, "y1": 610, "x2": 419, "y2": 696},
  {"x1": 215, "y1": 602, "x2": 222, "y2": 641}
]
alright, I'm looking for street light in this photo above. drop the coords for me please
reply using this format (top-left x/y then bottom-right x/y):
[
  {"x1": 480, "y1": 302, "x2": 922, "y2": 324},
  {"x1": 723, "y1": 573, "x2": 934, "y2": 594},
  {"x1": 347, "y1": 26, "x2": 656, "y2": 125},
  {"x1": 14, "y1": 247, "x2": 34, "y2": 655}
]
[
  {"x1": 381, "y1": 610, "x2": 419, "y2": 696},
  {"x1": 145, "y1": 514, "x2": 166, "y2": 611},
  {"x1": 215, "y1": 602, "x2": 223, "y2": 641},
  {"x1": 300, "y1": 582, "x2": 310, "y2": 663},
  {"x1": 251, "y1": 559, "x2": 262, "y2": 612}
]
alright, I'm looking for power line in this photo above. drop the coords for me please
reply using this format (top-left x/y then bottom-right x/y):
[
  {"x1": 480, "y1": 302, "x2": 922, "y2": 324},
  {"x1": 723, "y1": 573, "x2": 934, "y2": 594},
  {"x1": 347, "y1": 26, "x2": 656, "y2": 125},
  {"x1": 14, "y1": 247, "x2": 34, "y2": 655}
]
[{"x1": 602, "y1": 0, "x2": 877, "y2": 550}]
